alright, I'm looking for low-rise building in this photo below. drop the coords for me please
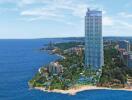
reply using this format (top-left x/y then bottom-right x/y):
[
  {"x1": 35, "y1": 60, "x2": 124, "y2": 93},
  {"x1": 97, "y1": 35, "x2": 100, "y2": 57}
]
[{"x1": 64, "y1": 47, "x2": 83, "y2": 55}]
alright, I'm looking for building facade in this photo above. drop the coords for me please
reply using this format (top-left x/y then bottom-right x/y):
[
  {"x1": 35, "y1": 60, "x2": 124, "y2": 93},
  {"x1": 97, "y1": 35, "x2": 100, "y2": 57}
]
[
  {"x1": 121, "y1": 52, "x2": 132, "y2": 68},
  {"x1": 118, "y1": 40, "x2": 130, "y2": 52},
  {"x1": 118, "y1": 40, "x2": 132, "y2": 68},
  {"x1": 85, "y1": 9, "x2": 104, "y2": 69},
  {"x1": 128, "y1": 52, "x2": 132, "y2": 67},
  {"x1": 48, "y1": 62, "x2": 63, "y2": 75}
]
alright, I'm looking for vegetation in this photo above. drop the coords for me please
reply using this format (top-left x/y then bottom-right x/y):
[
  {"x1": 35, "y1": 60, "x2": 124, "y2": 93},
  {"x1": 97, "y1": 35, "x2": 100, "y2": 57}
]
[
  {"x1": 29, "y1": 41, "x2": 132, "y2": 90},
  {"x1": 99, "y1": 45, "x2": 129, "y2": 88},
  {"x1": 29, "y1": 42, "x2": 98, "y2": 90},
  {"x1": 54, "y1": 42, "x2": 84, "y2": 50}
]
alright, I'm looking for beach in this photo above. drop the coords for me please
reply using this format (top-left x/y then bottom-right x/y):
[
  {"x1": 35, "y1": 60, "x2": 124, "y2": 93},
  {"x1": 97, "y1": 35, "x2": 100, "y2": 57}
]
[{"x1": 34, "y1": 85, "x2": 132, "y2": 95}]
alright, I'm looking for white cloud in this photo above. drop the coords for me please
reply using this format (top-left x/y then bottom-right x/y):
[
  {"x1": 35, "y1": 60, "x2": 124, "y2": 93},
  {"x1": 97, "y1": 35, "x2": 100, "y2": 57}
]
[
  {"x1": 103, "y1": 18, "x2": 132, "y2": 36},
  {"x1": 19, "y1": 0, "x2": 104, "y2": 23},
  {"x1": 117, "y1": 21, "x2": 132, "y2": 28},
  {"x1": 18, "y1": 0, "x2": 87, "y2": 22},
  {"x1": 0, "y1": 0, "x2": 16, "y2": 3},
  {"x1": 118, "y1": 12, "x2": 132, "y2": 18},
  {"x1": 103, "y1": 16, "x2": 114, "y2": 26},
  {"x1": 0, "y1": 7, "x2": 18, "y2": 14},
  {"x1": 0, "y1": 0, "x2": 103, "y2": 22},
  {"x1": 21, "y1": 8, "x2": 62, "y2": 17},
  {"x1": 21, "y1": 0, "x2": 36, "y2": 4}
]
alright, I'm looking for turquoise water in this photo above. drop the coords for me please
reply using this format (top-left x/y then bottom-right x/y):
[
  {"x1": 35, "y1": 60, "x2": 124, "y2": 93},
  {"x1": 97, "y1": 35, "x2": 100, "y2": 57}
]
[{"x1": 0, "y1": 39, "x2": 132, "y2": 100}]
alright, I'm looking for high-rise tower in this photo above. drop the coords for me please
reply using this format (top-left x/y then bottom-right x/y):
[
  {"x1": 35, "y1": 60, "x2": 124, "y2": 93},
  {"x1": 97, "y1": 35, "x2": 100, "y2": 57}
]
[{"x1": 85, "y1": 9, "x2": 104, "y2": 69}]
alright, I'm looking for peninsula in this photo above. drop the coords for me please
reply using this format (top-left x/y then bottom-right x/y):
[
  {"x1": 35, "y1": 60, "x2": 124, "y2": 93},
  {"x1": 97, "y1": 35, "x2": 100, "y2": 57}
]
[{"x1": 29, "y1": 41, "x2": 132, "y2": 95}]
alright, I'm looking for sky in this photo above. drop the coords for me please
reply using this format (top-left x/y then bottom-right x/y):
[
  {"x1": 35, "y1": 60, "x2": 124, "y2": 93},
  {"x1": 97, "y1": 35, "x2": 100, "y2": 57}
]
[{"x1": 0, "y1": 0, "x2": 132, "y2": 39}]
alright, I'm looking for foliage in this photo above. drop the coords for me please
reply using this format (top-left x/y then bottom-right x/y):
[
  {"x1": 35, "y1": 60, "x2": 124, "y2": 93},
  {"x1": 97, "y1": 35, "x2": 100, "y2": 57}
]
[
  {"x1": 29, "y1": 42, "x2": 87, "y2": 90},
  {"x1": 54, "y1": 42, "x2": 84, "y2": 50},
  {"x1": 30, "y1": 41, "x2": 132, "y2": 90},
  {"x1": 99, "y1": 46, "x2": 127, "y2": 87}
]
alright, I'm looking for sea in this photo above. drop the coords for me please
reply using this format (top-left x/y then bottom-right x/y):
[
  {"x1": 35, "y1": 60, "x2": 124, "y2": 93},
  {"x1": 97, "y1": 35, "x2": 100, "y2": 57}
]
[{"x1": 0, "y1": 39, "x2": 132, "y2": 100}]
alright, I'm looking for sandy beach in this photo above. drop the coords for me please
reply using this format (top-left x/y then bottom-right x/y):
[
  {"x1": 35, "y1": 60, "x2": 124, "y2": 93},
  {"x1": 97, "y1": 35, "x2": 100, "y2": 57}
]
[{"x1": 34, "y1": 85, "x2": 132, "y2": 95}]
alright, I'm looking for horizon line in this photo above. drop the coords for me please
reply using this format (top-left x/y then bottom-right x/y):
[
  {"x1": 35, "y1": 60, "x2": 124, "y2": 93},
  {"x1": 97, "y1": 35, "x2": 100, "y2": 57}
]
[{"x1": 0, "y1": 36, "x2": 132, "y2": 39}]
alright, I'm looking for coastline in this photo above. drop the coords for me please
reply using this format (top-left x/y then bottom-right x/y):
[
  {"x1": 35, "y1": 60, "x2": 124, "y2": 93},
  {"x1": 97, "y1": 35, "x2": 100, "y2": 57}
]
[
  {"x1": 34, "y1": 43, "x2": 132, "y2": 96},
  {"x1": 55, "y1": 54, "x2": 65, "y2": 59},
  {"x1": 33, "y1": 85, "x2": 132, "y2": 95}
]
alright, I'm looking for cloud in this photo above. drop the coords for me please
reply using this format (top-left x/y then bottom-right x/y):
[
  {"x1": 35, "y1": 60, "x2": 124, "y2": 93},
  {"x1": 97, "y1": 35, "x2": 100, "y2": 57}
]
[
  {"x1": 18, "y1": 0, "x2": 86, "y2": 22},
  {"x1": 20, "y1": 0, "x2": 84, "y2": 17},
  {"x1": 103, "y1": 16, "x2": 114, "y2": 26},
  {"x1": 18, "y1": 0, "x2": 104, "y2": 24},
  {"x1": 21, "y1": 8, "x2": 63, "y2": 17},
  {"x1": 0, "y1": 0, "x2": 131, "y2": 28},
  {"x1": 0, "y1": 0, "x2": 16, "y2": 3},
  {"x1": 118, "y1": 12, "x2": 132, "y2": 18},
  {"x1": 117, "y1": 21, "x2": 132, "y2": 28},
  {"x1": 0, "y1": 0, "x2": 40, "y2": 4},
  {"x1": 103, "y1": 18, "x2": 132, "y2": 36},
  {"x1": 103, "y1": 11, "x2": 132, "y2": 36},
  {"x1": 0, "y1": 0, "x2": 104, "y2": 22}
]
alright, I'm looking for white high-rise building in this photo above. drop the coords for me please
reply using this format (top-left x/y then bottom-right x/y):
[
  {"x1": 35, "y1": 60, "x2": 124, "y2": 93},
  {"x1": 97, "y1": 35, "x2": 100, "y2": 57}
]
[{"x1": 85, "y1": 9, "x2": 104, "y2": 69}]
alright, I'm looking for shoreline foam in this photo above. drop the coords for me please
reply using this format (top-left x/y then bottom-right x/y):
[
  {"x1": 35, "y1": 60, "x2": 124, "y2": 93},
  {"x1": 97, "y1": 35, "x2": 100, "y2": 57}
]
[{"x1": 33, "y1": 85, "x2": 132, "y2": 95}]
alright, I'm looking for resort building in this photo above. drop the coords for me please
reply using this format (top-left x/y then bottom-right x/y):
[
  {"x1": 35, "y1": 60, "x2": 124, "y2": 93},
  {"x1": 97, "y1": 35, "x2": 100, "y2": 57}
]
[
  {"x1": 128, "y1": 52, "x2": 132, "y2": 67},
  {"x1": 85, "y1": 8, "x2": 104, "y2": 69},
  {"x1": 118, "y1": 40, "x2": 130, "y2": 52},
  {"x1": 64, "y1": 47, "x2": 83, "y2": 55},
  {"x1": 48, "y1": 62, "x2": 63, "y2": 75},
  {"x1": 119, "y1": 48, "x2": 132, "y2": 68}
]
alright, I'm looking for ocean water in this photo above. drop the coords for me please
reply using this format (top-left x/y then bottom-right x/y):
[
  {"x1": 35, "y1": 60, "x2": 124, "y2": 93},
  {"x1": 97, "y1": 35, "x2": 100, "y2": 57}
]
[{"x1": 0, "y1": 39, "x2": 132, "y2": 100}]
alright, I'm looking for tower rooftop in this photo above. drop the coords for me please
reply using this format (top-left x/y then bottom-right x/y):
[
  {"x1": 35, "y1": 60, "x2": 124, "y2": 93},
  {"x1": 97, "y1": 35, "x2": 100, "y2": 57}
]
[{"x1": 86, "y1": 8, "x2": 102, "y2": 16}]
